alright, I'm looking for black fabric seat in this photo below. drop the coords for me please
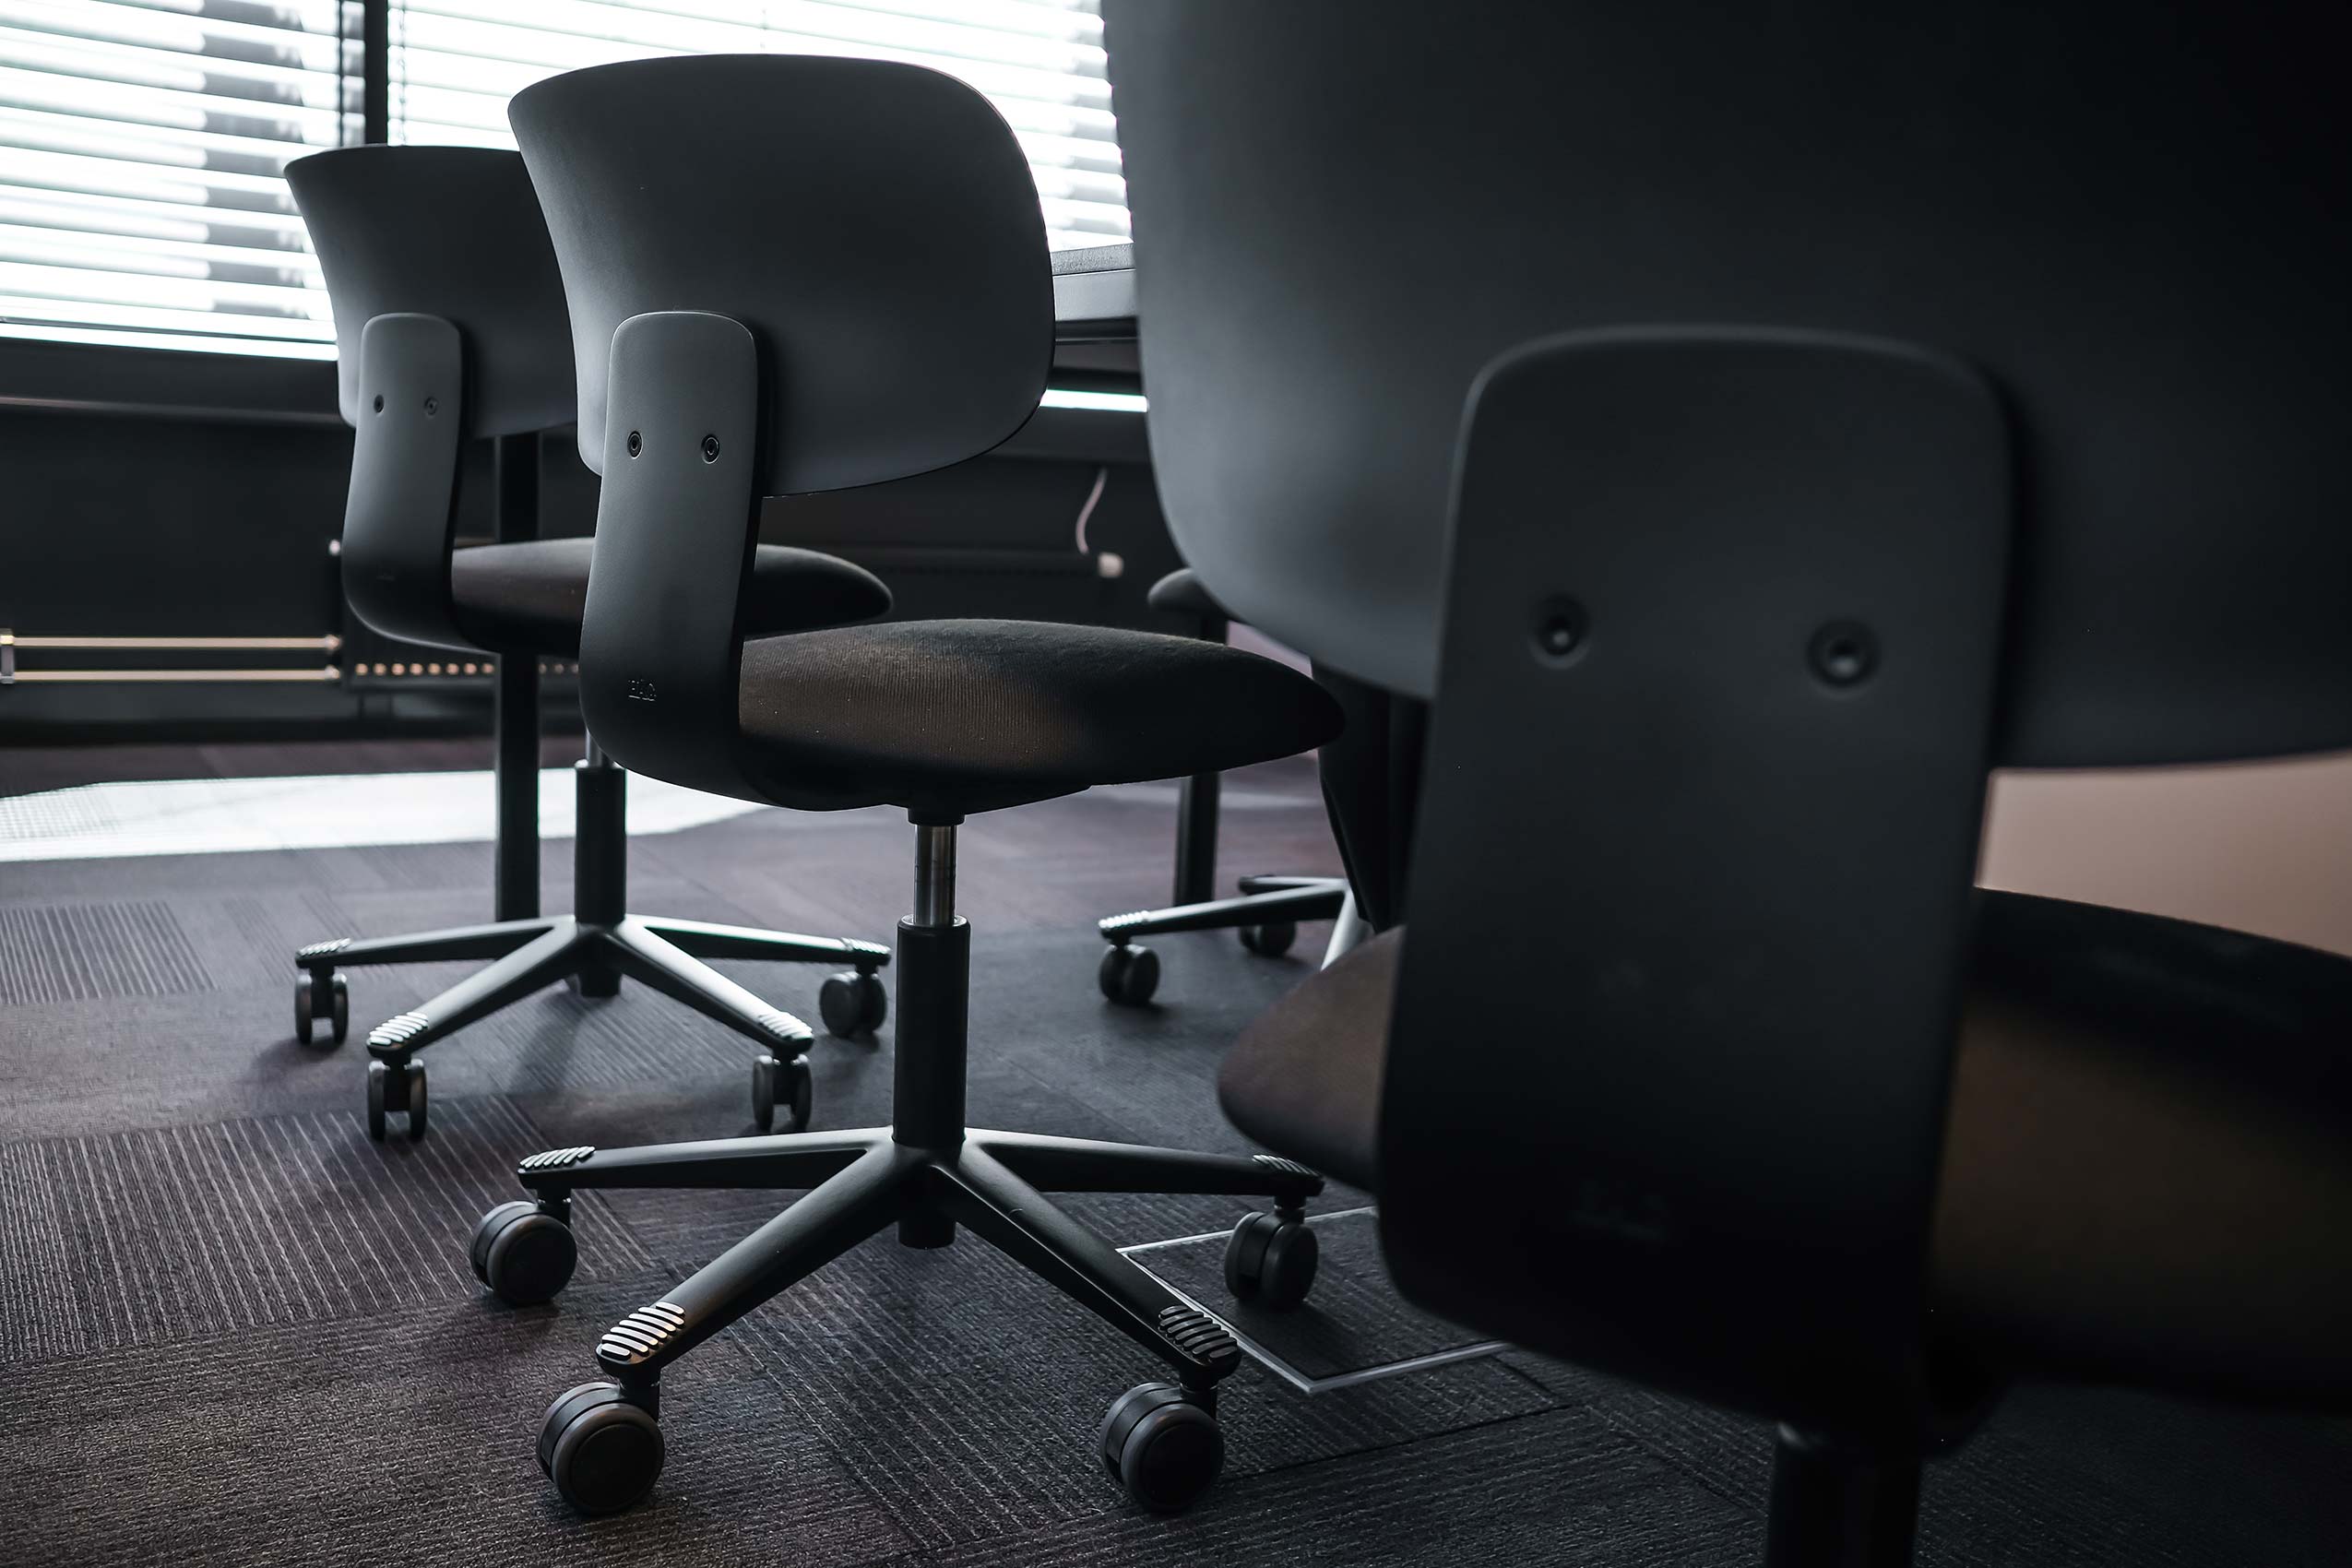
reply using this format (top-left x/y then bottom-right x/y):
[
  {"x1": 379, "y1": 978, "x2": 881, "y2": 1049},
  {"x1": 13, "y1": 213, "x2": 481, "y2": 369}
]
[
  {"x1": 736, "y1": 617, "x2": 1343, "y2": 817},
  {"x1": 1220, "y1": 892, "x2": 2352, "y2": 1407},
  {"x1": 449, "y1": 537, "x2": 888, "y2": 658}
]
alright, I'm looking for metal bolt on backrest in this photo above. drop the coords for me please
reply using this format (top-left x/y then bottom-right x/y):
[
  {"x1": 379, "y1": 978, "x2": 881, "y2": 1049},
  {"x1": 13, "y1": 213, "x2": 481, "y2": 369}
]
[
  {"x1": 1531, "y1": 596, "x2": 1589, "y2": 664},
  {"x1": 1809, "y1": 621, "x2": 1879, "y2": 687}
]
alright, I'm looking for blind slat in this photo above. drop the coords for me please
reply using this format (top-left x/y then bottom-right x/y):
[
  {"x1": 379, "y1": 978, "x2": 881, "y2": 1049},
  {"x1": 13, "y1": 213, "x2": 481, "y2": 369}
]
[
  {"x1": 395, "y1": 2, "x2": 1104, "y2": 75},
  {"x1": 0, "y1": 291, "x2": 330, "y2": 339},
  {"x1": 0, "y1": 101, "x2": 354, "y2": 171},
  {"x1": 0, "y1": 221, "x2": 323, "y2": 278},
  {"x1": 383, "y1": 73, "x2": 1116, "y2": 144},
  {"x1": 0, "y1": 26, "x2": 353, "y2": 104},
  {"x1": 2, "y1": 0, "x2": 354, "y2": 75},
  {"x1": 0, "y1": 65, "x2": 356, "y2": 140},
  {"x1": 0, "y1": 184, "x2": 315, "y2": 244},
  {"x1": 4, "y1": 144, "x2": 319, "y2": 208}
]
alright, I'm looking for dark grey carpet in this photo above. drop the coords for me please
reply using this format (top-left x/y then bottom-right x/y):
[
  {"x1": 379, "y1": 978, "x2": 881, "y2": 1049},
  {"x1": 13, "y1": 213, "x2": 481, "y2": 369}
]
[{"x1": 0, "y1": 743, "x2": 2346, "y2": 1565}]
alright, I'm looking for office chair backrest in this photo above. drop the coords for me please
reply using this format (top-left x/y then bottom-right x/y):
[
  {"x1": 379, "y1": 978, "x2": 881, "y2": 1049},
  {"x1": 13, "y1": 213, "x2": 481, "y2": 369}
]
[
  {"x1": 1106, "y1": 0, "x2": 2352, "y2": 1445},
  {"x1": 1105, "y1": 0, "x2": 2352, "y2": 771},
  {"x1": 289, "y1": 144, "x2": 576, "y2": 650},
  {"x1": 507, "y1": 54, "x2": 1052, "y2": 497},
  {"x1": 287, "y1": 145, "x2": 573, "y2": 438},
  {"x1": 507, "y1": 54, "x2": 1051, "y2": 801}
]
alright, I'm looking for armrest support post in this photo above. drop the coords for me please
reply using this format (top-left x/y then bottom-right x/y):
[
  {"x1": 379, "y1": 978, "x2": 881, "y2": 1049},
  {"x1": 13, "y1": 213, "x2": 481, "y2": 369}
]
[
  {"x1": 577, "y1": 311, "x2": 766, "y2": 802},
  {"x1": 340, "y1": 312, "x2": 468, "y2": 651},
  {"x1": 1380, "y1": 327, "x2": 2014, "y2": 1445}
]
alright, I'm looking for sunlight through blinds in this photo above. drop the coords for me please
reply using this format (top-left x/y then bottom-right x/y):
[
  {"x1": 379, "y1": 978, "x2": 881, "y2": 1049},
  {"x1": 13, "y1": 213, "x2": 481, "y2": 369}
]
[
  {"x1": 0, "y1": 0, "x2": 362, "y2": 357},
  {"x1": 390, "y1": 1, "x2": 1125, "y2": 251}
]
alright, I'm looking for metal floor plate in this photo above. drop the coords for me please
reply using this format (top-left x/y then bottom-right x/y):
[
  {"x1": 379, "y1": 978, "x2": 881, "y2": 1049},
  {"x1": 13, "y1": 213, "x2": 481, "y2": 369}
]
[{"x1": 1123, "y1": 1206, "x2": 1506, "y2": 1395}]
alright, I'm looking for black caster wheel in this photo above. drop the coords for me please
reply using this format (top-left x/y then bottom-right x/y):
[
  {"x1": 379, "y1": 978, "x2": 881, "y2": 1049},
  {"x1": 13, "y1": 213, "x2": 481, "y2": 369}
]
[
  {"x1": 540, "y1": 1381, "x2": 665, "y2": 1516},
  {"x1": 295, "y1": 970, "x2": 349, "y2": 1047},
  {"x1": 1224, "y1": 1211, "x2": 1318, "y2": 1310},
  {"x1": 751, "y1": 1051, "x2": 813, "y2": 1134},
  {"x1": 470, "y1": 1200, "x2": 576, "y2": 1306},
  {"x1": 365, "y1": 1058, "x2": 427, "y2": 1143},
  {"x1": 818, "y1": 969, "x2": 887, "y2": 1037},
  {"x1": 1099, "y1": 1383, "x2": 1223, "y2": 1512},
  {"x1": 1099, "y1": 944, "x2": 1160, "y2": 1006},
  {"x1": 1239, "y1": 921, "x2": 1298, "y2": 958}
]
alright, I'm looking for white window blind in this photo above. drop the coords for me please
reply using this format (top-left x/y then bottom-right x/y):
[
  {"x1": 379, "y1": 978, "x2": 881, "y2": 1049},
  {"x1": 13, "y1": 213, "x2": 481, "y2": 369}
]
[
  {"x1": 390, "y1": 0, "x2": 1125, "y2": 251},
  {"x1": 0, "y1": 0, "x2": 362, "y2": 358},
  {"x1": 0, "y1": 3, "x2": 1118, "y2": 363}
]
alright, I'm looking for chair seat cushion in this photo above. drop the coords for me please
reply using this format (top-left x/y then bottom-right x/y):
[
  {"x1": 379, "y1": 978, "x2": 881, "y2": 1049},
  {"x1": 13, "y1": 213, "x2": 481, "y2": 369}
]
[
  {"x1": 1220, "y1": 894, "x2": 2352, "y2": 1405},
  {"x1": 1219, "y1": 929, "x2": 1396, "y2": 1192},
  {"x1": 1147, "y1": 566, "x2": 1230, "y2": 621},
  {"x1": 734, "y1": 618, "x2": 1343, "y2": 816},
  {"x1": 448, "y1": 538, "x2": 888, "y2": 657}
]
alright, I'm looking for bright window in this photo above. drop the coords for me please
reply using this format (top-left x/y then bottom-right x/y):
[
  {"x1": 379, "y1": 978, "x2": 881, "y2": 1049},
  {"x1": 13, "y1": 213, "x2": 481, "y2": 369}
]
[
  {"x1": 0, "y1": 1, "x2": 1121, "y2": 362},
  {"x1": 0, "y1": 0, "x2": 362, "y2": 358},
  {"x1": 389, "y1": 1, "x2": 1124, "y2": 251}
]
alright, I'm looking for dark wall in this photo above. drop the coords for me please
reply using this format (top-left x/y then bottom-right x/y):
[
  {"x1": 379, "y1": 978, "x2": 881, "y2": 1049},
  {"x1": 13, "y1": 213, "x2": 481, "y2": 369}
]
[
  {"x1": 0, "y1": 338, "x2": 1180, "y2": 741},
  {"x1": 0, "y1": 406, "x2": 351, "y2": 637}
]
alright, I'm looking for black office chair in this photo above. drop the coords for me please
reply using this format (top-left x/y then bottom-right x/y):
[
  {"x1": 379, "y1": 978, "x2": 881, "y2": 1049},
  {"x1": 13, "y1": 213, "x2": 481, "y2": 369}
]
[
  {"x1": 463, "y1": 54, "x2": 1344, "y2": 1518},
  {"x1": 1107, "y1": 3, "x2": 2352, "y2": 1564},
  {"x1": 1096, "y1": 565, "x2": 1359, "y2": 1006},
  {"x1": 284, "y1": 146, "x2": 896, "y2": 1141}
]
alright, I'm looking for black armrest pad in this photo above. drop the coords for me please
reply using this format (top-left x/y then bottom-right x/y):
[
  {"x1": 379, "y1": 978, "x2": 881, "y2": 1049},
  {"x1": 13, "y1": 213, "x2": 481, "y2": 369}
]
[{"x1": 1148, "y1": 567, "x2": 1229, "y2": 621}]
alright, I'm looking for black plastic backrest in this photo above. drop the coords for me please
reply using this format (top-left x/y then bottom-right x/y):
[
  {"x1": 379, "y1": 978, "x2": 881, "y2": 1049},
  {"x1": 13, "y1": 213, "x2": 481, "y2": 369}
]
[
  {"x1": 508, "y1": 55, "x2": 1050, "y2": 802},
  {"x1": 507, "y1": 54, "x2": 1052, "y2": 496},
  {"x1": 286, "y1": 145, "x2": 573, "y2": 438},
  {"x1": 288, "y1": 145, "x2": 572, "y2": 651},
  {"x1": 1103, "y1": 0, "x2": 2352, "y2": 767},
  {"x1": 1384, "y1": 329, "x2": 2014, "y2": 1440}
]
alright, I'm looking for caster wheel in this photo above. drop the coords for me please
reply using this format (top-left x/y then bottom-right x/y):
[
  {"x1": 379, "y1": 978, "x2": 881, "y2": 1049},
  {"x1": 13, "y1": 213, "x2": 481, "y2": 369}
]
[
  {"x1": 1099, "y1": 1383, "x2": 1223, "y2": 1512},
  {"x1": 470, "y1": 1200, "x2": 576, "y2": 1306},
  {"x1": 1224, "y1": 1211, "x2": 1318, "y2": 1310},
  {"x1": 1099, "y1": 944, "x2": 1160, "y2": 1006},
  {"x1": 818, "y1": 970, "x2": 887, "y2": 1037},
  {"x1": 295, "y1": 970, "x2": 347, "y2": 1046},
  {"x1": 365, "y1": 1059, "x2": 427, "y2": 1143},
  {"x1": 1239, "y1": 921, "x2": 1298, "y2": 958},
  {"x1": 751, "y1": 1051, "x2": 813, "y2": 1134},
  {"x1": 540, "y1": 1381, "x2": 664, "y2": 1516}
]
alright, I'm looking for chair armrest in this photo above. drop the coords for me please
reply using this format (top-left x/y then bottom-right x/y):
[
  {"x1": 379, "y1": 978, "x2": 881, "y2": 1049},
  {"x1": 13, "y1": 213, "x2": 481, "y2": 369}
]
[
  {"x1": 576, "y1": 310, "x2": 766, "y2": 802},
  {"x1": 340, "y1": 313, "x2": 469, "y2": 651}
]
